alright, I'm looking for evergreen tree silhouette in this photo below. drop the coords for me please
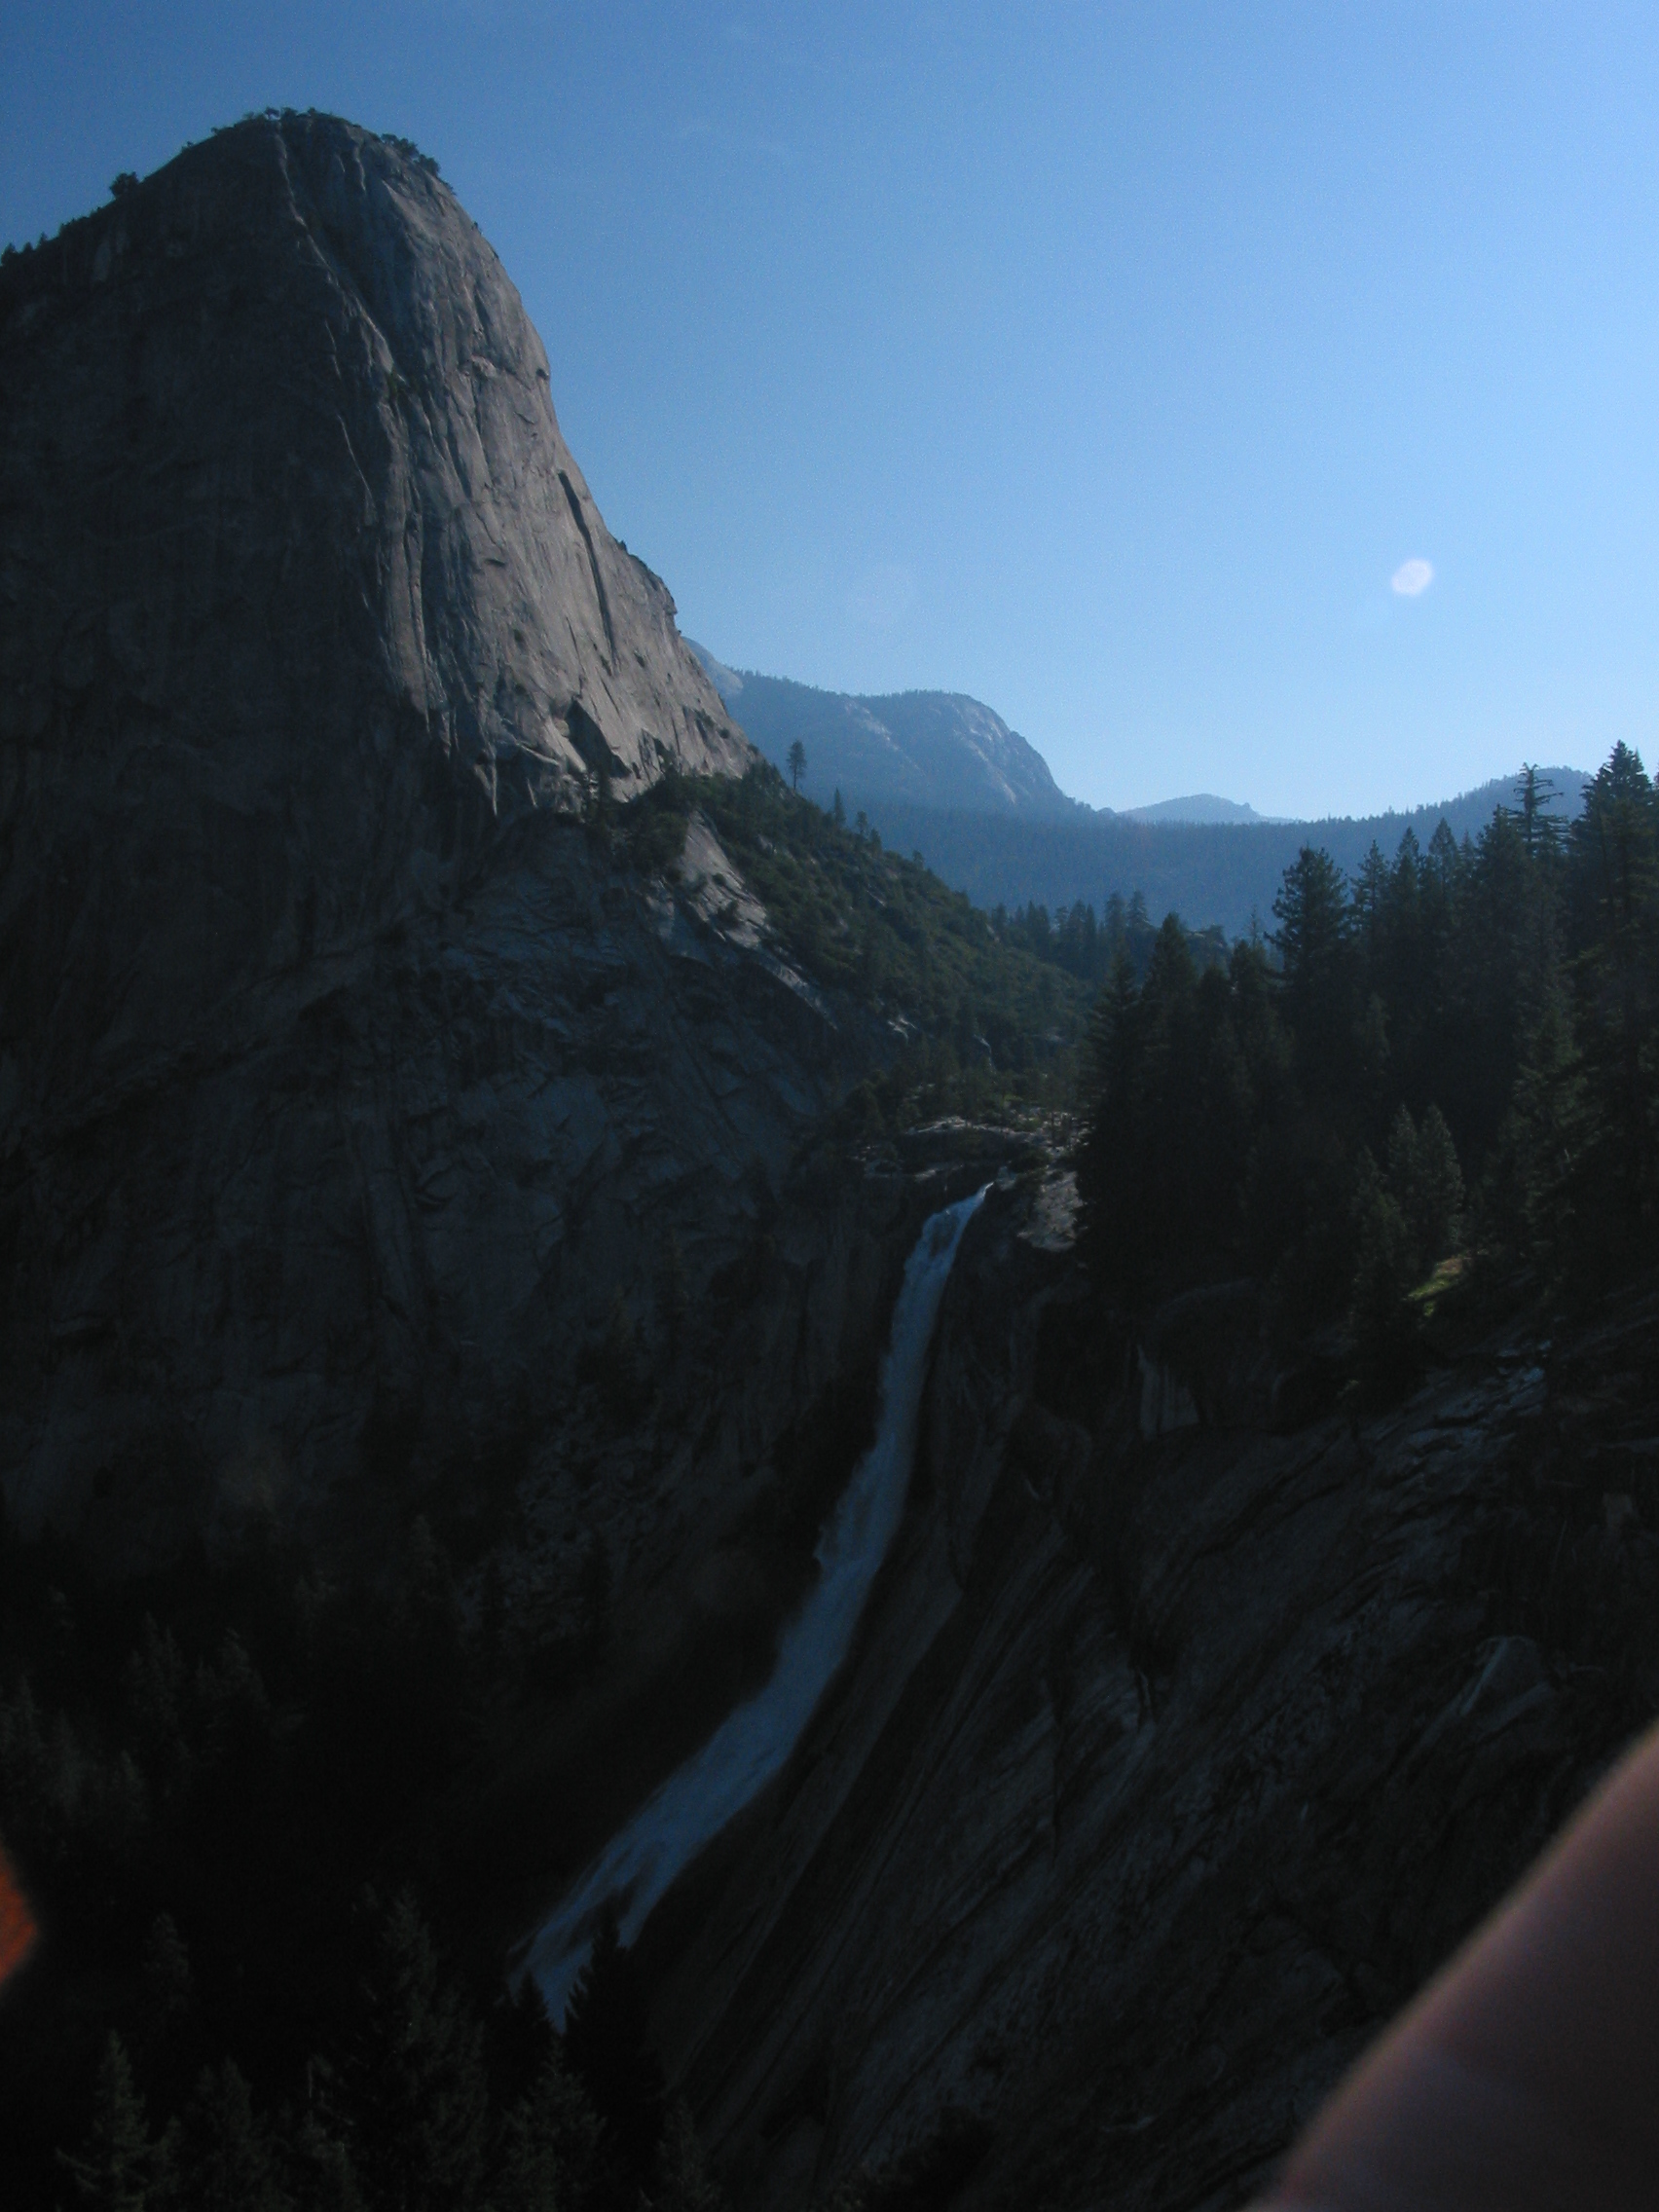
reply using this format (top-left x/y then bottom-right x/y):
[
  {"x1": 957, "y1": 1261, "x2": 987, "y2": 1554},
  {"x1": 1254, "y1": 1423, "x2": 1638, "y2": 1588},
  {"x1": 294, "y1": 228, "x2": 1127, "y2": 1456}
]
[
  {"x1": 1272, "y1": 845, "x2": 1352, "y2": 1088},
  {"x1": 285, "y1": 2100, "x2": 364, "y2": 2212},
  {"x1": 1404, "y1": 1104, "x2": 1464, "y2": 1264},
  {"x1": 485, "y1": 1973, "x2": 556, "y2": 2112},
  {"x1": 494, "y1": 2043, "x2": 603, "y2": 2212},
  {"x1": 654, "y1": 2098, "x2": 727, "y2": 2212},
  {"x1": 57, "y1": 2033, "x2": 168, "y2": 2211},
  {"x1": 563, "y1": 1905, "x2": 665, "y2": 2194},
  {"x1": 1349, "y1": 1154, "x2": 1421, "y2": 1402},
  {"x1": 342, "y1": 1889, "x2": 488, "y2": 2212},
  {"x1": 173, "y1": 2058, "x2": 290, "y2": 2212}
]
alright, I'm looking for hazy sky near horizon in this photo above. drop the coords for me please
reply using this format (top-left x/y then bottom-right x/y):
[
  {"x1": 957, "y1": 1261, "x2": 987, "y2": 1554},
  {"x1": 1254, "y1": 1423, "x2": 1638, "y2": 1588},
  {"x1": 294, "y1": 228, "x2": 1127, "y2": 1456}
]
[{"x1": 5, "y1": 3, "x2": 1657, "y2": 815}]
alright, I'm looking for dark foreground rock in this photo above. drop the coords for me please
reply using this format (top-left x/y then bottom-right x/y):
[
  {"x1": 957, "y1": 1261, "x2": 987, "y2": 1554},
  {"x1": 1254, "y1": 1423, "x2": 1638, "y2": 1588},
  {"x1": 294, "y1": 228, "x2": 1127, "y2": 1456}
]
[{"x1": 651, "y1": 1174, "x2": 1659, "y2": 2210}]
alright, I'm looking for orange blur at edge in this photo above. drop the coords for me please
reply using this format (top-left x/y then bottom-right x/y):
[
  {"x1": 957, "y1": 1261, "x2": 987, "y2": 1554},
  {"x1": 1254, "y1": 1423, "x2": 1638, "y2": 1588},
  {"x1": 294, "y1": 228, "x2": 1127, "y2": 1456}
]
[{"x1": 0, "y1": 1834, "x2": 38, "y2": 1992}]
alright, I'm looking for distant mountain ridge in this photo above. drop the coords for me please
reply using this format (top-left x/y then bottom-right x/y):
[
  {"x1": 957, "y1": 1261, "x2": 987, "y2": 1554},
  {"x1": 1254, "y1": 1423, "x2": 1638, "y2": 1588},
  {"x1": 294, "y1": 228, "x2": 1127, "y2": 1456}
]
[
  {"x1": 1124, "y1": 793, "x2": 1286, "y2": 825},
  {"x1": 688, "y1": 647, "x2": 1086, "y2": 821},
  {"x1": 875, "y1": 765, "x2": 1592, "y2": 940},
  {"x1": 688, "y1": 646, "x2": 1591, "y2": 933}
]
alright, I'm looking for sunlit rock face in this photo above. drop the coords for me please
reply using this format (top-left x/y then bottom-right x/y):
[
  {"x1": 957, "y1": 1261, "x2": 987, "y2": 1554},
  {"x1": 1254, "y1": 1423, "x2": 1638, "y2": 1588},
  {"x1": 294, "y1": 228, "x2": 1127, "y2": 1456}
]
[
  {"x1": 2, "y1": 113, "x2": 746, "y2": 836},
  {"x1": 0, "y1": 115, "x2": 867, "y2": 1561}
]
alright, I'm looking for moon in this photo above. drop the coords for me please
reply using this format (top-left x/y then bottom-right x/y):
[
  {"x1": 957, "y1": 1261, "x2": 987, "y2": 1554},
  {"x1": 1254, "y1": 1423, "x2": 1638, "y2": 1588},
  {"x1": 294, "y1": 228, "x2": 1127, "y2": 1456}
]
[{"x1": 1391, "y1": 557, "x2": 1434, "y2": 598}]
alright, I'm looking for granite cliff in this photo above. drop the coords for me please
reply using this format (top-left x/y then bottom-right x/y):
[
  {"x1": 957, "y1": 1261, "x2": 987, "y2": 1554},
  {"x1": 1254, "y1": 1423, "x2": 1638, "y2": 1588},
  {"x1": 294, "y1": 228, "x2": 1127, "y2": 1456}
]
[{"x1": 0, "y1": 109, "x2": 927, "y2": 1665}]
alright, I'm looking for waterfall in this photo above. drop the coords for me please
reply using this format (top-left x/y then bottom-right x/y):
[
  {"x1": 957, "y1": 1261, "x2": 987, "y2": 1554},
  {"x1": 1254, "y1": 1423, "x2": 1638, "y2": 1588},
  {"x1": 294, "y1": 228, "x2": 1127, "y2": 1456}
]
[{"x1": 521, "y1": 1184, "x2": 988, "y2": 2020}]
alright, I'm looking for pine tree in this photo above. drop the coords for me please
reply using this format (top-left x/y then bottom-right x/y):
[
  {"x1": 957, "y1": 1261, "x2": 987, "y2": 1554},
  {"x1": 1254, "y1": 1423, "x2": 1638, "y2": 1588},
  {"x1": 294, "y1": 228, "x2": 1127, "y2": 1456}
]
[
  {"x1": 194, "y1": 1629, "x2": 271, "y2": 1777},
  {"x1": 563, "y1": 1906, "x2": 665, "y2": 2194},
  {"x1": 1516, "y1": 763, "x2": 1564, "y2": 861},
  {"x1": 1076, "y1": 952, "x2": 1145, "y2": 1290},
  {"x1": 137, "y1": 1910, "x2": 196, "y2": 2102},
  {"x1": 342, "y1": 1890, "x2": 489, "y2": 2212},
  {"x1": 1382, "y1": 1104, "x2": 1463, "y2": 1272},
  {"x1": 124, "y1": 1616, "x2": 189, "y2": 1796},
  {"x1": 1426, "y1": 818, "x2": 1464, "y2": 893},
  {"x1": 494, "y1": 2045, "x2": 603, "y2": 2212},
  {"x1": 1349, "y1": 1157, "x2": 1420, "y2": 1401},
  {"x1": 1565, "y1": 742, "x2": 1659, "y2": 1248},
  {"x1": 1352, "y1": 840, "x2": 1388, "y2": 963},
  {"x1": 1384, "y1": 1107, "x2": 1421, "y2": 1240},
  {"x1": 1572, "y1": 740, "x2": 1657, "y2": 932},
  {"x1": 1490, "y1": 979, "x2": 1585, "y2": 1266},
  {"x1": 58, "y1": 2033, "x2": 167, "y2": 2212},
  {"x1": 653, "y1": 2100, "x2": 727, "y2": 2212},
  {"x1": 1412, "y1": 1104, "x2": 1465, "y2": 1264},
  {"x1": 285, "y1": 2101, "x2": 365, "y2": 2212},
  {"x1": 485, "y1": 1973, "x2": 556, "y2": 2105},
  {"x1": 1272, "y1": 846, "x2": 1352, "y2": 1086},
  {"x1": 952, "y1": 995, "x2": 978, "y2": 1070},
  {"x1": 141, "y1": 1910, "x2": 193, "y2": 2027},
  {"x1": 174, "y1": 2058, "x2": 291, "y2": 2212}
]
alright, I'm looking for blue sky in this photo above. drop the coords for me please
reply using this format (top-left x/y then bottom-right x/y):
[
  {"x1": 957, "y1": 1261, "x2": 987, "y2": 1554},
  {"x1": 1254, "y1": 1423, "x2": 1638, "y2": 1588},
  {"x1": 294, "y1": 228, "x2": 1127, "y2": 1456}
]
[{"x1": 5, "y1": 3, "x2": 1658, "y2": 815}]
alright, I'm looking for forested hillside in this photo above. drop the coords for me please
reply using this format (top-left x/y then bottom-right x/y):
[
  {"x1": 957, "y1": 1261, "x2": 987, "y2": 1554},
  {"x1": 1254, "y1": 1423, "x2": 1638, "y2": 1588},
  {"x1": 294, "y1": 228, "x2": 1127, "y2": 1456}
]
[
  {"x1": 1078, "y1": 750, "x2": 1658, "y2": 1382},
  {"x1": 608, "y1": 760, "x2": 1097, "y2": 1131}
]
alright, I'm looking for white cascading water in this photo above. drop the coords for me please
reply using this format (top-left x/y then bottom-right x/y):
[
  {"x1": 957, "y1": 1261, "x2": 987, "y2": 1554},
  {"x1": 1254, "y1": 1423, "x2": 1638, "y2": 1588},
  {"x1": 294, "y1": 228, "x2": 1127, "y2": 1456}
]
[{"x1": 522, "y1": 1184, "x2": 988, "y2": 2021}]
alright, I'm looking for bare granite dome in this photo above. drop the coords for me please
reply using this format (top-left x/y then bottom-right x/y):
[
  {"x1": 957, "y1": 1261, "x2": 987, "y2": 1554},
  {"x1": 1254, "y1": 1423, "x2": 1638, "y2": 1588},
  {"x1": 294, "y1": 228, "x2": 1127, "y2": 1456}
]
[
  {"x1": 0, "y1": 118, "x2": 866, "y2": 1561},
  {"x1": 0, "y1": 111, "x2": 747, "y2": 820}
]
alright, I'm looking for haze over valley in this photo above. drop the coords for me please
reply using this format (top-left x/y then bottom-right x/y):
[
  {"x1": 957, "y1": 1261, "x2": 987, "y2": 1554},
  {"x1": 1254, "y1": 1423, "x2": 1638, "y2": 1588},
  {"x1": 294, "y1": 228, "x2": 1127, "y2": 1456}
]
[{"x1": 689, "y1": 645, "x2": 1589, "y2": 940}]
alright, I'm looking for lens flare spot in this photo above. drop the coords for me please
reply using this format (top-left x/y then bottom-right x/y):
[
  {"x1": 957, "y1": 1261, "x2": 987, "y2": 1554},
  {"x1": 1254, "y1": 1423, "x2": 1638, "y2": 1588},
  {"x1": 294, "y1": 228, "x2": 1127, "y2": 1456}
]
[{"x1": 0, "y1": 1835, "x2": 38, "y2": 1994}]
